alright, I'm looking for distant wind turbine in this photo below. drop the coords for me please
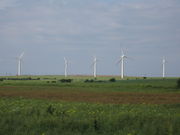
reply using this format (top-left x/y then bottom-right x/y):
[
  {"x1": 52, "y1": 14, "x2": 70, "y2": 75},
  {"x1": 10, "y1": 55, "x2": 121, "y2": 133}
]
[
  {"x1": 92, "y1": 56, "x2": 98, "y2": 78},
  {"x1": 64, "y1": 57, "x2": 69, "y2": 78},
  {"x1": 117, "y1": 50, "x2": 128, "y2": 79},
  {"x1": 17, "y1": 52, "x2": 24, "y2": 76},
  {"x1": 162, "y1": 57, "x2": 166, "y2": 78}
]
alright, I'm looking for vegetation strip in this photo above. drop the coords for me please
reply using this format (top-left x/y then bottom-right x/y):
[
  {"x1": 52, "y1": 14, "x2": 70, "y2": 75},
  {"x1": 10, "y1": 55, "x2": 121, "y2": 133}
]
[
  {"x1": 0, "y1": 98, "x2": 179, "y2": 135},
  {"x1": 0, "y1": 89, "x2": 179, "y2": 104}
]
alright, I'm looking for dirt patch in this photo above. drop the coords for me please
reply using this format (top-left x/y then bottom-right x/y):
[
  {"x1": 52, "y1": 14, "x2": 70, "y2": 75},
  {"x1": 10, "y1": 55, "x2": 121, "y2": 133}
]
[{"x1": 0, "y1": 87, "x2": 180, "y2": 104}]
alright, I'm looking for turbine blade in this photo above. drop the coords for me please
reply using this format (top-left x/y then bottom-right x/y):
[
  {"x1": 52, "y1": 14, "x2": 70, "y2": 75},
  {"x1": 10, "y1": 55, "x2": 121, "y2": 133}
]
[
  {"x1": 127, "y1": 56, "x2": 134, "y2": 60},
  {"x1": 91, "y1": 57, "x2": 96, "y2": 67},
  {"x1": 116, "y1": 58, "x2": 122, "y2": 65},
  {"x1": 19, "y1": 52, "x2": 24, "y2": 59},
  {"x1": 121, "y1": 49, "x2": 124, "y2": 56},
  {"x1": 163, "y1": 57, "x2": 166, "y2": 62},
  {"x1": 91, "y1": 63, "x2": 94, "y2": 68}
]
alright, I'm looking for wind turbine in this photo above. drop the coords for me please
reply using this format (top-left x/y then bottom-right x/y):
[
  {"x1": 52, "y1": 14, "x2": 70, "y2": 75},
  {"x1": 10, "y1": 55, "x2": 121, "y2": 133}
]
[
  {"x1": 64, "y1": 57, "x2": 68, "y2": 78},
  {"x1": 92, "y1": 56, "x2": 98, "y2": 78},
  {"x1": 162, "y1": 57, "x2": 166, "y2": 78},
  {"x1": 117, "y1": 50, "x2": 128, "y2": 79},
  {"x1": 17, "y1": 52, "x2": 24, "y2": 76}
]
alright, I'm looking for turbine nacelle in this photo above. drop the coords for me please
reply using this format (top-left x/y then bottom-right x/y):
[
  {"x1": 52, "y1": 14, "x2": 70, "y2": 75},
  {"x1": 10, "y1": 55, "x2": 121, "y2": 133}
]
[
  {"x1": 93, "y1": 57, "x2": 97, "y2": 62},
  {"x1": 18, "y1": 52, "x2": 24, "y2": 60},
  {"x1": 162, "y1": 57, "x2": 166, "y2": 64},
  {"x1": 163, "y1": 60, "x2": 166, "y2": 64},
  {"x1": 64, "y1": 57, "x2": 68, "y2": 65},
  {"x1": 121, "y1": 55, "x2": 127, "y2": 59}
]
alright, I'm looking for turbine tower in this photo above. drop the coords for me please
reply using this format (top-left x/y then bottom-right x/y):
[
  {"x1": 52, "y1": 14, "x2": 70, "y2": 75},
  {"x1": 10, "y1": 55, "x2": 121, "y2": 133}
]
[
  {"x1": 93, "y1": 56, "x2": 97, "y2": 78},
  {"x1": 64, "y1": 57, "x2": 68, "y2": 78},
  {"x1": 162, "y1": 57, "x2": 166, "y2": 78},
  {"x1": 117, "y1": 50, "x2": 127, "y2": 79},
  {"x1": 17, "y1": 52, "x2": 24, "y2": 76}
]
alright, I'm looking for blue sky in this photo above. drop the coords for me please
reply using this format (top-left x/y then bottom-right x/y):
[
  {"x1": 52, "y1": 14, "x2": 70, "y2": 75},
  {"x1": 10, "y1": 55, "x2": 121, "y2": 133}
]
[{"x1": 0, "y1": 0, "x2": 180, "y2": 77}]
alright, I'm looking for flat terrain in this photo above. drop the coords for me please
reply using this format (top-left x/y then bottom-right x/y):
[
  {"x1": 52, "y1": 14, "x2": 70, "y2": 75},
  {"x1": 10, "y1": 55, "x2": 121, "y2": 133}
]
[
  {"x1": 0, "y1": 76, "x2": 180, "y2": 135},
  {"x1": 0, "y1": 76, "x2": 180, "y2": 104},
  {"x1": 0, "y1": 86, "x2": 180, "y2": 104}
]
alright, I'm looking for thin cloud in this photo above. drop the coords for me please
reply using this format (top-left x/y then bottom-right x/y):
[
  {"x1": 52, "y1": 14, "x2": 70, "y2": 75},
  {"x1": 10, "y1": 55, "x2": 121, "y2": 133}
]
[
  {"x1": 0, "y1": 0, "x2": 19, "y2": 10},
  {"x1": 0, "y1": 0, "x2": 179, "y2": 76}
]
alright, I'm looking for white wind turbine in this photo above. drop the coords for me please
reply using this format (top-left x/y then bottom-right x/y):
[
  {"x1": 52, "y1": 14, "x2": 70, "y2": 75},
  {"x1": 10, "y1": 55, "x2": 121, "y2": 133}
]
[
  {"x1": 92, "y1": 56, "x2": 98, "y2": 78},
  {"x1": 117, "y1": 50, "x2": 128, "y2": 79},
  {"x1": 17, "y1": 52, "x2": 24, "y2": 76},
  {"x1": 64, "y1": 57, "x2": 69, "y2": 78},
  {"x1": 162, "y1": 57, "x2": 166, "y2": 78}
]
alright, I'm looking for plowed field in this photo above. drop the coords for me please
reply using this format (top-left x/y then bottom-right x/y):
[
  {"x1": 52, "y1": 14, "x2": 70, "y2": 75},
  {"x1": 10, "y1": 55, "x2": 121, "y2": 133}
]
[{"x1": 0, "y1": 86, "x2": 179, "y2": 104}]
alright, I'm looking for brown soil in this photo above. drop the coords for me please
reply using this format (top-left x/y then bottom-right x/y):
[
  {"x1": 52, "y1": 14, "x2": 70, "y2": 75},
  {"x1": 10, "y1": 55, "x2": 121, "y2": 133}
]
[{"x1": 0, "y1": 87, "x2": 180, "y2": 104}]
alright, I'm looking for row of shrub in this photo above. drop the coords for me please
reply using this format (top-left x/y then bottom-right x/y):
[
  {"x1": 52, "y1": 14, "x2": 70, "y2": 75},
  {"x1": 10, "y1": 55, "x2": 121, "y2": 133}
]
[
  {"x1": 46, "y1": 79, "x2": 73, "y2": 83},
  {"x1": 60, "y1": 79, "x2": 73, "y2": 83},
  {"x1": 1, "y1": 77, "x2": 180, "y2": 89},
  {"x1": 46, "y1": 78, "x2": 116, "y2": 84},
  {"x1": 84, "y1": 79, "x2": 105, "y2": 83},
  {"x1": 46, "y1": 81, "x2": 57, "y2": 83},
  {"x1": 0, "y1": 77, "x2": 40, "y2": 81},
  {"x1": 84, "y1": 78, "x2": 116, "y2": 83},
  {"x1": 43, "y1": 78, "x2": 57, "y2": 80}
]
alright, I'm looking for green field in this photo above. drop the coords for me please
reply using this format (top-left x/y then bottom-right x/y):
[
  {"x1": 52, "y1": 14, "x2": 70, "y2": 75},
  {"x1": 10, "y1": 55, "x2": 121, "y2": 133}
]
[{"x1": 0, "y1": 76, "x2": 180, "y2": 135}]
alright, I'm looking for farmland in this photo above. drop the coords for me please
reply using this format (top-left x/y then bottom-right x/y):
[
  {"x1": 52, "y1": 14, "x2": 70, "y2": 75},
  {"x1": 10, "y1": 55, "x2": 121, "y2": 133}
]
[{"x1": 0, "y1": 76, "x2": 180, "y2": 135}]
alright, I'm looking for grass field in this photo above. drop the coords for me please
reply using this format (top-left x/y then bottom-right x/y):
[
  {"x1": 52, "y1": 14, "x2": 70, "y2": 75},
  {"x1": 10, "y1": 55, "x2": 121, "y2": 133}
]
[{"x1": 0, "y1": 75, "x2": 180, "y2": 135}]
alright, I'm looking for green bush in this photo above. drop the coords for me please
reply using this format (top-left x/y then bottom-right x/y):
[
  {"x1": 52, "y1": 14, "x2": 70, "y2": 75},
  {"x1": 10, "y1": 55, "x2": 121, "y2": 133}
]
[
  {"x1": 46, "y1": 105, "x2": 55, "y2": 115},
  {"x1": 84, "y1": 79, "x2": 94, "y2": 83},
  {"x1": 109, "y1": 78, "x2": 116, "y2": 82},
  {"x1": 177, "y1": 78, "x2": 180, "y2": 88},
  {"x1": 51, "y1": 81, "x2": 56, "y2": 83},
  {"x1": 60, "y1": 79, "x2": 73, "y2": 83}
]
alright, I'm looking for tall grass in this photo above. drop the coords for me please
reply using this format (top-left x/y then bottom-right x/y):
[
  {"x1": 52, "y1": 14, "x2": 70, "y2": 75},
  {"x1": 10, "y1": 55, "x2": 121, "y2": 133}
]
[{"x1": 0, "y1": 98, "x2": 179, "y2": 135}]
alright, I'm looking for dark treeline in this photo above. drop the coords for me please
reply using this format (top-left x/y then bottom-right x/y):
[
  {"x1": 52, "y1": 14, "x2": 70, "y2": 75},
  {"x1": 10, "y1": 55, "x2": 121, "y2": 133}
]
[
  {"x1": 84, "y1": 78, "x2": 116, "y2": 83},
  {"x1": 0, "y1": 77, "x2": 40, "y2": 81},
  {"x1": 59, "y1": 79, "x2": 73, "y2": 83}
]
